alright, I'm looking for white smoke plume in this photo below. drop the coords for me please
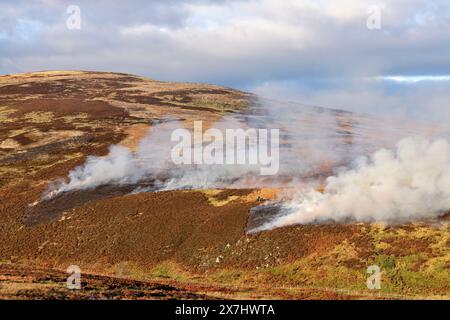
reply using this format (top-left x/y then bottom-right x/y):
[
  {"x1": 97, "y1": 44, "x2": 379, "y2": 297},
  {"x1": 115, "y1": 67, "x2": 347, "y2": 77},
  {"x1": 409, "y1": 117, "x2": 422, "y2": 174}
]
[
  {"x1": 43, "y1": 99, "x2": 353, "y2": 199},
  {"x1": 254, "y1": 137, "x2": 450, "y2": 231},
  {"x1": 43, "y1": 120, "x2": 179, "y2": 200},
  {"x1": 43, "y1": 116, "x2": 279, "y2": 199}
]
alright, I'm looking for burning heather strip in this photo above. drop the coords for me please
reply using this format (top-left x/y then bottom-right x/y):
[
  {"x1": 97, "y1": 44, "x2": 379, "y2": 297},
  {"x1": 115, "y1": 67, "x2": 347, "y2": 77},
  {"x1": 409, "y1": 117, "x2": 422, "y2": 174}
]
[
  {"x1": 251, "y1": 137, "x2": 450, "y2": 232},
  {"x1": 41, "y1": 107, "x2": 282, "y2": 201},
  {"x1": 40, "y1": 98, "x2": 450, "y2": 231},
  {"x1": 42, "y1": 120, "x2": 180, "y2": 201},
  {"x1": 42, "y1": 101, "x2": 353, "y2": 199}
]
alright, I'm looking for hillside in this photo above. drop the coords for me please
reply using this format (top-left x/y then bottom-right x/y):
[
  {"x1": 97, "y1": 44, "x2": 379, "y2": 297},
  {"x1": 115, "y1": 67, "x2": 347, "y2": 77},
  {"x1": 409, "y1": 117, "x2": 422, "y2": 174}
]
[{"x1": 0, "y1": 71, "x2": 448, "y2": 299}]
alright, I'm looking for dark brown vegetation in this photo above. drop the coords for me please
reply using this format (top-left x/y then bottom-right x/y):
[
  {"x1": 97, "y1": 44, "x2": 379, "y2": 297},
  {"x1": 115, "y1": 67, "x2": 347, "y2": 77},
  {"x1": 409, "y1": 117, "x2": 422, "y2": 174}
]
[{"x1": 0, "y1": 71, "x2": 448, "y2": 300}]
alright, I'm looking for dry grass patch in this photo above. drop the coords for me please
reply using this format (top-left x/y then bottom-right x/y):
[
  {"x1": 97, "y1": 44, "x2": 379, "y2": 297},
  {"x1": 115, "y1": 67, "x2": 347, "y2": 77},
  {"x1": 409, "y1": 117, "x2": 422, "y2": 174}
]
[
  {"x1": 23, "y1": 111, "x2": 55, "y2": 123},
  {"x1": 0, "y1": 107, "x2": 18, "y2": 123}
]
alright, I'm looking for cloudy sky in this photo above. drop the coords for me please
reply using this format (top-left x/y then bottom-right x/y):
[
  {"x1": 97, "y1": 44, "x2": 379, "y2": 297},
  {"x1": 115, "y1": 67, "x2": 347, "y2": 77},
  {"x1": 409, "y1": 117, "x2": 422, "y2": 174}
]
[{"x1": 1, "y1": 0, "x2": 450, "y2": 121}]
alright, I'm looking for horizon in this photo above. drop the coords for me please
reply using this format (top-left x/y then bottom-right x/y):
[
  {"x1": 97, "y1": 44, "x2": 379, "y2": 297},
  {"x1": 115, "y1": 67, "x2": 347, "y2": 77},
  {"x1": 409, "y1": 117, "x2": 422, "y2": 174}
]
[{"x1": 1, "y1": 1, "x2": 450, "y2": 122}]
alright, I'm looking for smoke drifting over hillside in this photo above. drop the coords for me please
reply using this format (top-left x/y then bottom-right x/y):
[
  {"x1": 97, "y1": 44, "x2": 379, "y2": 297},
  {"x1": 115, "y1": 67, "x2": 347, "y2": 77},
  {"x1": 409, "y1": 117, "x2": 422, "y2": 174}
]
[
  {"x1": 42, "y1": 98, "x2": 450, "y2": 228},
  {"x1": 43, "y1": 121, "x2": 178, "y2": 200},
  {"x1": 254, "y1": 137, "x2": 450, "y2": 231},
  {"x1": 43, "y1": 99, "x2": 354, "y2": 199},
  {"x1": 43, "y1": 115, "x2": 279, "y2": 199}
]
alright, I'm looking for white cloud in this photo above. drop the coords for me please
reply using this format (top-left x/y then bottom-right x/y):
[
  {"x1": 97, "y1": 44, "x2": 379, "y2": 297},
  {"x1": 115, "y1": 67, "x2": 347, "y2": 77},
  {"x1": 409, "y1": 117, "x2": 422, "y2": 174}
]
[
  {"x1": 379, "y1": 75, "x2": 450, "y2": 83},
  {"x1": 121, "y1": 24, "x2": 170, "y2": 36}
]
